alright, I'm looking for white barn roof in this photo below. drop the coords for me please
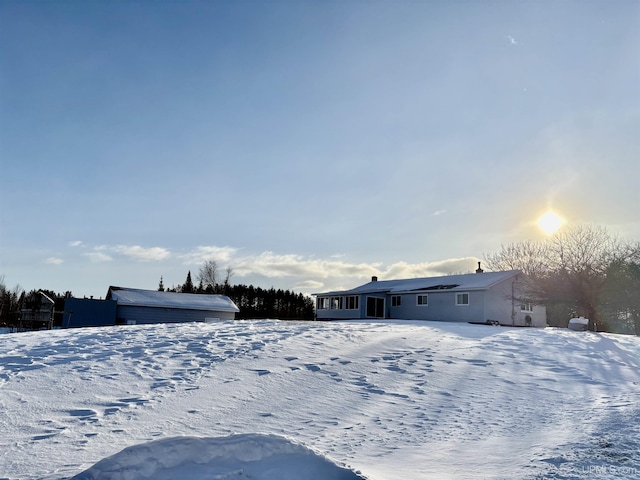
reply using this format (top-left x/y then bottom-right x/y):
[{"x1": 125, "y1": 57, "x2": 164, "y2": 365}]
[
  {"x1": 107, "y1": 287, "x2": 239, "y2": 313},
  {"x1": 316, "y1": 270, "x2": 521, "y2": 296}
]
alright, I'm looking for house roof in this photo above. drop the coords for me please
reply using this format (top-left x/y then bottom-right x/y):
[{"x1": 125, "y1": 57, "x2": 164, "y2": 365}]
[
  {"x1": 315, "y1": 270, "x2": 521, "y2": 296},
  {"x1": 107, "y1": 287, "x2": 240, "y2": 313}
]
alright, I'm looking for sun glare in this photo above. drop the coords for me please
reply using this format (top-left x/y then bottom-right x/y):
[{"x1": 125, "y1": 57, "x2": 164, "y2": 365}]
[{"x1": 538, "y1": 211, "x2": 563, "y2": 234}]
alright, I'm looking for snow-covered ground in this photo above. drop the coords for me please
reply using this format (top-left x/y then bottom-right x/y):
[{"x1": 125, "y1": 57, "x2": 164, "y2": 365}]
[{"x1": 1, "y1": 320, "x2": 639, "y2": 480}]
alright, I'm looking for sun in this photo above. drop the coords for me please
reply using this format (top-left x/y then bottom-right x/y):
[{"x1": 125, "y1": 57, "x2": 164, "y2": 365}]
[{"x1": 538, "y1": 211, "x2": 564, "y2": 234}]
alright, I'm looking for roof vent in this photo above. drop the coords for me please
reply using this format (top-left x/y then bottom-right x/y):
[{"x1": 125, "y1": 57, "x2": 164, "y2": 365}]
[
  {"x1": 476, "y1": 262, "x2": 484, "y2": 274},
  {"x1": 371, "y1": 276, "x2": 378, "y2": 282}
]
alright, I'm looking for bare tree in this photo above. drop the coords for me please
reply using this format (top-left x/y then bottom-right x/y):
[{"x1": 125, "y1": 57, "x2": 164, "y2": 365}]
[
  {"x1": 548, "y1": 225, "x2": 628, "y2": 330},
  {"x1": 484, "y1": 240, "x2": 550, "y2": 278},
  {"x1": 549, "y1": 224, "x2": 623, "y2": 276},
  {"x1": 198, "y1": 260, "x2": 219, "y2": 291},
  {"x1": 223, "y1": 267, "x2": 234, "y2": 286},
  {"x1": 485, "y1": 225, "x2": 635, "y2": 331}
]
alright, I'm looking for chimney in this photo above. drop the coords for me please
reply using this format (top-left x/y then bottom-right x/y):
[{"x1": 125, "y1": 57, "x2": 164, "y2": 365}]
[
  {"x1": 476, "y1": 262, "x2": 484, "y2": 274},
  {"x1": 371, "y1": 276, "x2": 378, "y2": 282}
]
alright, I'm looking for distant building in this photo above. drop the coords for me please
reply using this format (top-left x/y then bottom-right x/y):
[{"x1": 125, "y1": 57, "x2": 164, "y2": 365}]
[
  {"x1": 63, "y1": 297, "x2": 117, "y2": 328},
  {"x1": 107, "y1": 287, "x2": 239, "y2": 324},
  {"x1": 19, "y1": 291, "x2": 56, "y2": 330},
  {"x1": 313, "y1": 269, "x2": 546, "y2": 327},
  {"x1": 63, "y1": 287, "x2": 239, "y2": 328}
]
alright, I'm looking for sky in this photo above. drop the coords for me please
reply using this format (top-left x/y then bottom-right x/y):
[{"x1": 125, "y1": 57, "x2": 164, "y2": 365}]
[{"x1": 1, "y1": 0, "x2": 639, "y2": 299}]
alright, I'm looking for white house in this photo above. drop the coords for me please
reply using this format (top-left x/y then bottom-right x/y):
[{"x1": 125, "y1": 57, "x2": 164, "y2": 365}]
[{"x1": 314, "y1": 269, "x2": 546, "y2": 327}]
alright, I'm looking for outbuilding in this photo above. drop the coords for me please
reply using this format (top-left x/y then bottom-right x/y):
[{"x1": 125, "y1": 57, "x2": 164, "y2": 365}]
[
  {"x1": 63, "y1": 287, "x2": 239, "y2": 328},
  {"x1": 106, "y1": 287, "x2": 240, "y2": 325},
  {"x1": 314, "y1": 269, "x2": 546, "y2": 327}
]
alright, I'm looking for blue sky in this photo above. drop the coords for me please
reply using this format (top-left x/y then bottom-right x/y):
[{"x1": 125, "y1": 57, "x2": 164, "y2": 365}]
[{"x1": 1, "y1": 0, "x2": 638, "y2": 298}]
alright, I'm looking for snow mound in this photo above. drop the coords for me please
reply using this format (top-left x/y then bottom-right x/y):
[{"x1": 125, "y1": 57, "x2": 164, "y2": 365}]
[{"x1": 70, "y1": 433, "x2": 368, "y2": 480}]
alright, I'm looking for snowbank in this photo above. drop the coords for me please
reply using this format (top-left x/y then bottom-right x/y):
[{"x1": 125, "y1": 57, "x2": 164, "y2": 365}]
[
  {"x1": 569, "y1": 316, "x2": 590, "y2": 331},
  {"x1": 71, "y1": 434, "x2": 367, "y2": 480}
]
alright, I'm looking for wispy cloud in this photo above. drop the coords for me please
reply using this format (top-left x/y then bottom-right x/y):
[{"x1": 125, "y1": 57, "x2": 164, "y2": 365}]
[
  {"x1": 233, "y1": 251, "x2": 381, "y2": 279},
  {"x1": 432, "y1": 209, "x2": 446, "y2": 216},
  {"x1": 83, "y1": 252, "x2": 113, "y2": 263},
  {"x1": 294, "y1": 279, "x2": 324, "y2": 290},
  {"x1": 173, "y1": 246, "x2": 481, "y2": 285},
  {"x1": 382, "y1": 257, "x2": 480, "y2": 279},
  {"x1": 68, "y1": 240, "x2": 83, "y2": 247},
  {"x1": 113, "y1": 245, "x2": 171, "y2": 262},
  {"x1": 80, "y1": 244, "x2": 170, "y2": 262},
  {"x1": 44, "y1": 257, "x2": 64, "y2": 265},
  {"x1": 507, "y1": 35, "x2": 518, "y2": 45},
  {"x1": 179, "y1": 246, "x2": 238, "y2": 265},
  {"x1": 73, "y1": 242, "x2": 481, "y2": 295}
]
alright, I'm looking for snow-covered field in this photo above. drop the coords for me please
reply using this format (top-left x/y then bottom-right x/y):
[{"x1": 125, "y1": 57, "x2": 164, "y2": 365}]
[{"x1": 1, "y1": 320, "x2": 639, "y2": 480}]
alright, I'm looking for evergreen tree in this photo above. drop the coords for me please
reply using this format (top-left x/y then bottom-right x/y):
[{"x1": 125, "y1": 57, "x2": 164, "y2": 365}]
[
  {"x1": 182, "y1": 271, "x2": 195, "y2": 294},
  {"x1": 0, "y1": 277, "x2": 23, "y2": 327},
  {"x1": 168, "y1": 271, "x2": 315, "y2": 320},
  {"x1": 600, "y1": 247, "x2": 640, "y2": 335}
]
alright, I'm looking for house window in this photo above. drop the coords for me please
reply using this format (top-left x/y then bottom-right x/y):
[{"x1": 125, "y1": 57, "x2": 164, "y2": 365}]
[
  {"x1": 317, "y1": 297, "x2": 329, "y2": 310},
  {"x1": 521, "y1": 302, "x2": 533, "y2": 312},
  {"x1": 345, "y1": 296, "x2": 359, "y2": 310},
  {"x1": 417, "y1": 294, "x2": 428, "y2": 306},
  {"x1": 331, "y1": 297, "x2": 343, "y2": 310},
  {"x1": 391, "y1": 295, "x2": 402, "y2": 307},
  {"x1": 456, "y1": 292, "x2": 469, "y2": 306}
]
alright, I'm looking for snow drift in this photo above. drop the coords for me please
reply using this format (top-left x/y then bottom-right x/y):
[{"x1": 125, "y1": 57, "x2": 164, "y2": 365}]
[
  {"x1": 0, "y1": 319, "x2": 639, "y2": 479},
  {"x1": 70, "y1": 434, "x2": 367, "y2": 480}
]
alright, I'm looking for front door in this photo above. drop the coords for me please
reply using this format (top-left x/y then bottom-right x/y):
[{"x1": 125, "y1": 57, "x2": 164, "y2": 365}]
[{"x1": 366, "y1": 296, "x2": 385, "y2": 318}]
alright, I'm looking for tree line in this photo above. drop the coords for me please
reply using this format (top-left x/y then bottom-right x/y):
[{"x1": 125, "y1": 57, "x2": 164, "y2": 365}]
[
  {"x1": 484, "y1": 224, "x2": 640, "y2": 335},
  {"x1": 0, "y1": 279, "x2": 70, "y2": 331},
  {"x1": 162, "y1": 261, "x2": 315, "y2": 320}
]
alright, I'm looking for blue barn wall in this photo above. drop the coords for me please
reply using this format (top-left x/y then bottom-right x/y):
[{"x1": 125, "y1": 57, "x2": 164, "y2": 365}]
[
  {"x1": 63, "y1": 298, "x2": 117, "y2": 328},
  {"x1": 115, "y1": 305, "x2": 236, "y2": 325}
]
